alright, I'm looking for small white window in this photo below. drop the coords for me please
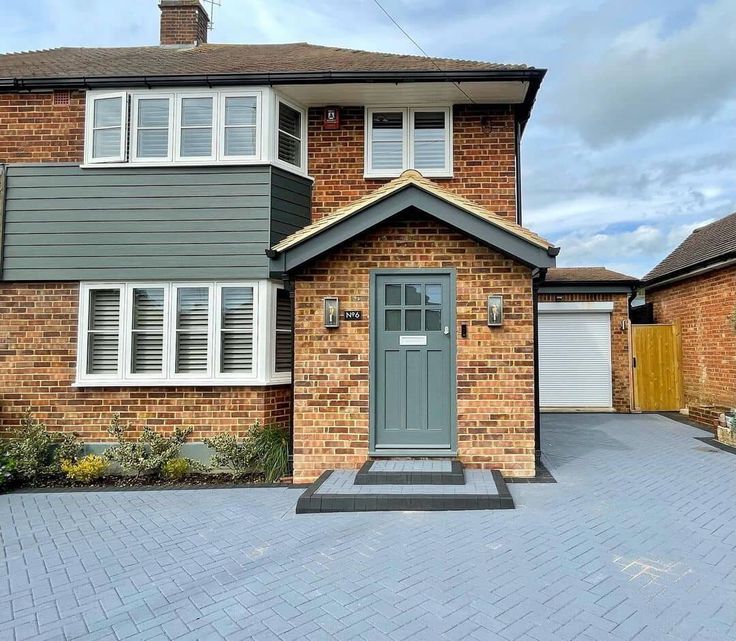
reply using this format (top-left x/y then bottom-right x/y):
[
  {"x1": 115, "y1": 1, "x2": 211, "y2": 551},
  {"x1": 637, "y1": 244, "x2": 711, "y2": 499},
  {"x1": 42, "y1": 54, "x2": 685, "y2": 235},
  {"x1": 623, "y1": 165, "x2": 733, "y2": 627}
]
[
  {"x1": 87, "y1": 93, "x2": 127, "y2": 163},
  {"x1": 277, "y1": 100, "x2": 304, "y2": 168},
  {"x1": 176, "y1": 95, "x2": 216, "y2": 160},
  {"x1": 274, "y1": 287, "x2": 293, "y2": 374},
  {"x1": 77, "y1": 282, "x2": 280, "y2": 386},
  {"x1": 220, "y1": 93, "x2": 260, "y2": 159},
  {"x1": 365, "y1": 107, "x2": 452, "y2": 178},
  {"x1": 131, "y1": 95, "x2": 173, "y2": 162}
]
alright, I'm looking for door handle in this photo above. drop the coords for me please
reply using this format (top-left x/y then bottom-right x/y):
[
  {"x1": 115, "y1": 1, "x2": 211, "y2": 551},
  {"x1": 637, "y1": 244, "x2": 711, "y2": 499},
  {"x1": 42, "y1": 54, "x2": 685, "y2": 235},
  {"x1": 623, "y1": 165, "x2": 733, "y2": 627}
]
[{"x1": 444, "y1": 326, "x2": 450, "y2": 335}]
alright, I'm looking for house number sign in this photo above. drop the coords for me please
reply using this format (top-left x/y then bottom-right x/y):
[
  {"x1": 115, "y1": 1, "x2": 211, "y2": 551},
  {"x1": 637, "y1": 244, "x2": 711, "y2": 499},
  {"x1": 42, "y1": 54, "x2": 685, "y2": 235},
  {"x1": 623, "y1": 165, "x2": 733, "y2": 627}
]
[{"x1": 343, "y1": 310, "x2": 362, "y2": 321}]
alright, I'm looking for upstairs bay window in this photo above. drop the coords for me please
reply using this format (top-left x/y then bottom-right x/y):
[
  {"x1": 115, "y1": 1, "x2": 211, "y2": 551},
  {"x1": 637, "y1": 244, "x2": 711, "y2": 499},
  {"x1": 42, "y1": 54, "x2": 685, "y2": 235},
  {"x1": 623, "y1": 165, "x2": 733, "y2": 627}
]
[
  {"x1": 84, "y1": 89, "x2": 297, "y2": 170},
  {"x1": 365, "y1": 107, "x2": 452, "y2": 178},
  {"x1": 77, "y1": 281, "x2": 291, "y2": 386}
]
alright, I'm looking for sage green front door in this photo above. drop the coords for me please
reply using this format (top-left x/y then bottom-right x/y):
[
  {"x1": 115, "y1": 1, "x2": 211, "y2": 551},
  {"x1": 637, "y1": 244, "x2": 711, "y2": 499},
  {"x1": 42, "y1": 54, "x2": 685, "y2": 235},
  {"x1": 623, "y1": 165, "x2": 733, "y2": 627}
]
[{"x1": 373, "y1": 273, "x2": 454, "y2": 450}]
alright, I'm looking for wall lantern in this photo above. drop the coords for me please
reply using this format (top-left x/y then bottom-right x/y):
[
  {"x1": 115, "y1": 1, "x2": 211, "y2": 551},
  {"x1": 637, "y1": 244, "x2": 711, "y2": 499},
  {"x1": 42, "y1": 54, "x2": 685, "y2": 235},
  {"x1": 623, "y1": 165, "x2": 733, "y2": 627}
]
[
  {"x1": 324, "y1": 297, "x2": 340, "y2": 328},
  {"x1": 487, "y1": 295, "x2": 504, "y2": 327},
  {"x1": 323, "y1": 106, "x2": 340, "y2": 130}
]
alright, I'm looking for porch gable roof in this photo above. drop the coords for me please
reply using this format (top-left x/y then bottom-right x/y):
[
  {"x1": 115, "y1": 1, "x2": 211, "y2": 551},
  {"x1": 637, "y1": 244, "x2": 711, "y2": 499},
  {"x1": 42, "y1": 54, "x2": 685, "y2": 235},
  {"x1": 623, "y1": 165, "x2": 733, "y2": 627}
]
[{"x1": 270, "y1": 170, "x2": 558, "y2": 272}]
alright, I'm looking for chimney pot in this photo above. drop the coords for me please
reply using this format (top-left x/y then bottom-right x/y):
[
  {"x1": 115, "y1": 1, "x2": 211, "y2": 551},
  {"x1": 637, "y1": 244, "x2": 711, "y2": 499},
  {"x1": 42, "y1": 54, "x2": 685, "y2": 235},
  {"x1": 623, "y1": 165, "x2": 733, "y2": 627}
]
[{"x1": 159, "y1": 0, "x2": 210, "y2": 46}]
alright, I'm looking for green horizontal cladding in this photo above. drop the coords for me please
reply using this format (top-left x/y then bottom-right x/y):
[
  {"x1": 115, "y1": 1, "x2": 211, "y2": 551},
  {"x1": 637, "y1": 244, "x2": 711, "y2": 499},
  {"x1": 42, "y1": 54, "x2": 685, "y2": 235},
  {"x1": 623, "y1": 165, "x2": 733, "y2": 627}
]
[{"x1": 1, "y1": 164, "x2": 312, "y2": 281}]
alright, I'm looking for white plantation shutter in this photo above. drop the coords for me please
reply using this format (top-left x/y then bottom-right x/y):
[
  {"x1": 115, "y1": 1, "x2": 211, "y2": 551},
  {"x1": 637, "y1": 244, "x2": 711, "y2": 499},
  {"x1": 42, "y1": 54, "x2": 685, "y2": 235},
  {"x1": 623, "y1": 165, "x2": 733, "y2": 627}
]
[
  {"x1": 274, "y1": 288, "x2": 292, "y2": 373},
  {"x1": 412, "y1": 111, "x2": 447, "y2": 170},
  {"x1": 86, "y1": 289, "x2": 121, "y2": 374},
  {"x1": 131, "y1": 288, "x2": 164, "y2": 373},
  {"x1": 371, "y1": 111, "x2": 404, "y2": 171},
  {"x1": 90, "y1": 94, "x2": 126, "y2": 162},
  {"x1": 277, "y1": 102, "x2": 302, "y2": 167},
  {"x1": 219, "y1": 287, "x2": 254, "y2": 373},
  {"x1": 175, "y1": 287, "x2": 210, "y2": 373}
]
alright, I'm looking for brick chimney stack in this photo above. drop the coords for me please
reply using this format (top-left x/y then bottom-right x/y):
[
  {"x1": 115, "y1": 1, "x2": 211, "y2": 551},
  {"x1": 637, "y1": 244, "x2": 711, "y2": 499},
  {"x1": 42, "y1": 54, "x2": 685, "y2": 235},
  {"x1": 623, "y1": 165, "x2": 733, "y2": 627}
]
[{"x1": 159, "y1": 0, "x2": 210, "y2": 46}]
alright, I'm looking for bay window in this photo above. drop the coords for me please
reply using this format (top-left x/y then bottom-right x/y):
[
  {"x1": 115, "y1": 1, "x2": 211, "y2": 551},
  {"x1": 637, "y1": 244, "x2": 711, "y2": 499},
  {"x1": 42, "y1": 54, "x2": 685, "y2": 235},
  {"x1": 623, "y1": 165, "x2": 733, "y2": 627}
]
[
  {"x1": 77, "y1": 281, "x2": 290, "y2": 385},
  {"x1": 84, "y1": 88, "x2": 303, "y2": 170},
  {"x1": 365, "y1": 107, "x2": 452, "y2": 178}
]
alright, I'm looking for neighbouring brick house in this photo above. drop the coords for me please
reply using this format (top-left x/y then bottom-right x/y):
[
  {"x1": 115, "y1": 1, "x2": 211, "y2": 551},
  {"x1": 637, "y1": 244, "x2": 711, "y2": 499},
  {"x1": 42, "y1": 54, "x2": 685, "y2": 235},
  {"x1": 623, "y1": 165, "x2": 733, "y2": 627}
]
[
  {"x1": 0, "y1": 0, "x2": 632, "y2": 482},
  {"x1": 643, "y1": 212, "x2": 736, "y2": 430}
]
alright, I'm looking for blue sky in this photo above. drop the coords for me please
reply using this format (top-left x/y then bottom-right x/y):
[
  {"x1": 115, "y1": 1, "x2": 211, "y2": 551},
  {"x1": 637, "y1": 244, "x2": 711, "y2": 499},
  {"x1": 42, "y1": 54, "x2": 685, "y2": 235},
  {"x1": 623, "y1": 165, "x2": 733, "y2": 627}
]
[{"x1": 2, "y1": 0, "x2": 735, "y2": 277}]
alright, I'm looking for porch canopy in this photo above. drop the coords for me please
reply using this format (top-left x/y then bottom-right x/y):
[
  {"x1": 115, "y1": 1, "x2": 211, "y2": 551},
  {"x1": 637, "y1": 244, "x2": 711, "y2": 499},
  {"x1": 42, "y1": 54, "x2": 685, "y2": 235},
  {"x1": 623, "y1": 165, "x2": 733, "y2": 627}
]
[{"x1": 268, "y1": 170, "x2": 558, "y2": 273}]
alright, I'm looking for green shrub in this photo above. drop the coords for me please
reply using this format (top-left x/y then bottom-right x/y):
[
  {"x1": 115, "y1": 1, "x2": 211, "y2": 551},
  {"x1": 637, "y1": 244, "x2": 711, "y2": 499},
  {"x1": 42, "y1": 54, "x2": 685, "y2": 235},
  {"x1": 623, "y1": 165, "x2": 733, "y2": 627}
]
[
  {"x1": 61, "y1": 455, "x2": 108, "y2": 483},
  {"x1": 0, "y1": 443, "x2": 16, "y2": 491},
  {"x1": 249, "y1": 423, "x2": 289, "y2": 483},
  {"x1": 204, "y1": 422, "x2": 289, "y2": 482},
  {"x1": 161, "y1": 457, "x2": 191, "y2": 481},
  {"x1": 7, "y1": 411, "x2": 80, "y2": 481},
  {"x1": 203, "y1": 433, "x2": 254, "y2": 479},
  {"x1": 103, "y1": 414, "x2": 192, "y2": 477}
]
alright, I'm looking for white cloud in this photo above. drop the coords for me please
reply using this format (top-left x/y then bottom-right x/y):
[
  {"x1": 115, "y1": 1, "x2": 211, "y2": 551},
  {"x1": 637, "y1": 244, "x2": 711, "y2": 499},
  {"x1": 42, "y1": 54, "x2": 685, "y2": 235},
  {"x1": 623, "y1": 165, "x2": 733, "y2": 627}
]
[{"x1": 557, "y1": 0, "x2": 736, "y2": 145}]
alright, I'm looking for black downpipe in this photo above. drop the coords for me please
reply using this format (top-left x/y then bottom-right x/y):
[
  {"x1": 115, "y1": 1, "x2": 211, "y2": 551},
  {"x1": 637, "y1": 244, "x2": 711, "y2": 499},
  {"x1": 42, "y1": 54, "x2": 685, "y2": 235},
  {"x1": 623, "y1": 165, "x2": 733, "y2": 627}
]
[
  {"x1": 532, "y1": 268, "x2": 547, "y2": 456},
  {"x1": 283, "y1": 272, "x2": 296, "y2": 476}
]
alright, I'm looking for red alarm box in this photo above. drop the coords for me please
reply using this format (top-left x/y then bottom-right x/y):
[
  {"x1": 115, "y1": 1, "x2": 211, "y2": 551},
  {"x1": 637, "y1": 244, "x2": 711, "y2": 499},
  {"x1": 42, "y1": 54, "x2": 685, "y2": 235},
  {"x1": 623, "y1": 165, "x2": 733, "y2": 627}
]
[{"x1": 323, "y1": 106, "x2": 340, "y2": 130}]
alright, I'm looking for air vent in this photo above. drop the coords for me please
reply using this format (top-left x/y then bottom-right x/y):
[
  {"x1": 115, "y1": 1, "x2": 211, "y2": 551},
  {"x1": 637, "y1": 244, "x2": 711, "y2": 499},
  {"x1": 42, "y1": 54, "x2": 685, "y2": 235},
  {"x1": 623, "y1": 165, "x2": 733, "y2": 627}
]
[{"x1": 53, "y1": 90, "x2": 71, "y2": 106}]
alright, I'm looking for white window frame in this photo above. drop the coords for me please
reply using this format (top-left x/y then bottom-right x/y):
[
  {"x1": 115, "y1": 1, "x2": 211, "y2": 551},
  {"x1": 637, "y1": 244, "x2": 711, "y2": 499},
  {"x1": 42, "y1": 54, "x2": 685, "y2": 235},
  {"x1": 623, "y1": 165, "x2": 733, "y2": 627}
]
[
  {"x1": 84, "y1": 91, "x2": 128, "y2": 164},
  {"x1": 75, "y1": 281, "x2": 291, "y2": 387},
  {"x1": 218, "y1": 90, "x2": 262, "y2": 161},
  {"x1": 174, "y1": 92, "x2": 218, "y2": 163},
  {"x1": 125, "y1": 283, "x2": 169, "y2": 381},
  {"x1": 364, "y1": 106, "x2": 453, "y2": 179},
  {"x1": 130, "y1": 94, "x2": 175, "y2": 163},
  {"x1": 273, "y1": 96, "x2": 308, "y2": 173},
  {"x1": 77, "y1": 283, "x2": 125, "y2": 380}
]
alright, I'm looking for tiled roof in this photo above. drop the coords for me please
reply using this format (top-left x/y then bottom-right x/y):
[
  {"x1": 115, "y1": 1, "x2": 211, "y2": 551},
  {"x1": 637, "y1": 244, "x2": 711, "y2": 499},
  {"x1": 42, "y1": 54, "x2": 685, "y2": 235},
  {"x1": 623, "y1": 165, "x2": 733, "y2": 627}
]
[
  {"x1": 0, "y1": 43, "x2": 530, "y2": 80},
  {"x1": 272, "y1": 169, "x2": 554, "y2": 254},
  {"x1": 644, "y1": 212, "x2": 736, "y2": 283},
  {"x1": 545, "y1": 267, "x2": 638, "y2": 284}
]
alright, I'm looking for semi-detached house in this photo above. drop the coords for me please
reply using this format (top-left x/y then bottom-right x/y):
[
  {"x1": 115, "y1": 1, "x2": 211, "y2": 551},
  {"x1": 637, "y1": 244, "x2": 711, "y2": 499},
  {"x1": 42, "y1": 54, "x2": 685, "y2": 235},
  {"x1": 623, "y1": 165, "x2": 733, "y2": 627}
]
[{"x1": 0, "y1": 0, "x2": 635, "y2": 483}]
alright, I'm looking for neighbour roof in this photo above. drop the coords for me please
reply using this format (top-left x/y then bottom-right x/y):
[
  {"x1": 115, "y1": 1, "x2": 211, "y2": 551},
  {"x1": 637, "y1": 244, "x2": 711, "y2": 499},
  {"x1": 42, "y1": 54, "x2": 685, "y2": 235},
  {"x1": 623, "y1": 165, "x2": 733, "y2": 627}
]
[
  {"x1": 0, "y1": 43, "x2": 531, "y2": 81},
  {"x1": 545, "y1": 267, "x2": 638, "y2": 284},
  {"x1": 272, "y1": 170, "x2": 555, "y2": 255},
  {"x1": 643, "y1": 211, "x2": 736, "y2": 284}
]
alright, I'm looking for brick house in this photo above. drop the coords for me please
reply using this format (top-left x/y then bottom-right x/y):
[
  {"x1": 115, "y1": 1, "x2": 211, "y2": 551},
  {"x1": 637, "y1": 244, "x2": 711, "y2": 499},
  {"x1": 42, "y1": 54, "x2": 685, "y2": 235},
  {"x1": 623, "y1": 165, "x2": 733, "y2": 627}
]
[
  {"x1": 643, "y1": 212, "x2": 736, "y2": 430},
  {"x1": 0, "y1": 0, "x2": 632, "y2": 482}
]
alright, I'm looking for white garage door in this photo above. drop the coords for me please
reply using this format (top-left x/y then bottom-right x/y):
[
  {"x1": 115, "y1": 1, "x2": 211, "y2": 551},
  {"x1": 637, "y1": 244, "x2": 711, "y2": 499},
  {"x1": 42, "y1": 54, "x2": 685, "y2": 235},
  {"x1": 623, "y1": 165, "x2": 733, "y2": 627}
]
[{"x1": 538, "y1": 305, "x2": 613, "y2": 409}]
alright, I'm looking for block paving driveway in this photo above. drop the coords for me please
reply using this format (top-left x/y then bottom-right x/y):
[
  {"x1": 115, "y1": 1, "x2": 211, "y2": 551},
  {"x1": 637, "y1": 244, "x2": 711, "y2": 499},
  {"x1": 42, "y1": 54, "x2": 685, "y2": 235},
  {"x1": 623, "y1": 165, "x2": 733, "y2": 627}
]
[{"x1": 2, "y1": 414, "x2": 736, "y2": 641}]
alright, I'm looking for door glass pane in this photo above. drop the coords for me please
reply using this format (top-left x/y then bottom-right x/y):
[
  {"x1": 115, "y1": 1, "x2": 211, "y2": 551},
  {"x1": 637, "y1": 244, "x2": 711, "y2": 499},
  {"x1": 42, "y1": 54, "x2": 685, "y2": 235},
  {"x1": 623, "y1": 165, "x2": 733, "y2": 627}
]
[
  {"x1": 425, "y1": 284, "x2": 442, "y2": 306},
  {"x1": 405, "y1": 284, "x2": 422, "y2": 306},
  {"x1": 405, "y1": 309, "x2": 422, "y2": 331},
  {"x1": 385, "y1": 284, "x2": 401, "y2": 306},
  {"x1": 425, "y1": 309, "x2": 441, "y2": 331},
  {"x1": 385, "y1": 309, "x2": 401, "y2": 331}
]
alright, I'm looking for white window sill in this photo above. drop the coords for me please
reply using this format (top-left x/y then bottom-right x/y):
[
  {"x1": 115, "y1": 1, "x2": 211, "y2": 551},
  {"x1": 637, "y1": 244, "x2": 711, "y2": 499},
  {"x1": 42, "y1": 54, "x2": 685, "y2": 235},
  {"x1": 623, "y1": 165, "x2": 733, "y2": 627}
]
[
  {"x1": 364, "y1": 170, "x2": 453, "y2": 180},
  {"x1": 80, "y1": 159, "x2": 315, "y2": 181},
  {"x1": 73, "y1": 375, "x2": 292, "y2": 388}
]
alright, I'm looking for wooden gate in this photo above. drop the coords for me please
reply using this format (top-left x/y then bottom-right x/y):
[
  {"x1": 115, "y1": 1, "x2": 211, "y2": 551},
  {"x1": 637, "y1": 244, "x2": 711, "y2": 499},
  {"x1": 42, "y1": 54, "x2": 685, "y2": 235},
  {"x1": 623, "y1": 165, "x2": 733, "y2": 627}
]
[{"x1": 632, "y1": 324, "x2": 683, "y2": 411}]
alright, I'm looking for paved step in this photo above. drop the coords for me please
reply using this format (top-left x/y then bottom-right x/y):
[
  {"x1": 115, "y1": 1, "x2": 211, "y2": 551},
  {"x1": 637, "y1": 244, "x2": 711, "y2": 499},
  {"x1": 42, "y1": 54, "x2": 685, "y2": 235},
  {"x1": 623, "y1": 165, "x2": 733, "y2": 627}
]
[
  {"x1": 296, "y1": 469, "x2": 514, "y2": 513},
  {"x1": 354, "y1": 459, "x2": 464, "y2": 485}
]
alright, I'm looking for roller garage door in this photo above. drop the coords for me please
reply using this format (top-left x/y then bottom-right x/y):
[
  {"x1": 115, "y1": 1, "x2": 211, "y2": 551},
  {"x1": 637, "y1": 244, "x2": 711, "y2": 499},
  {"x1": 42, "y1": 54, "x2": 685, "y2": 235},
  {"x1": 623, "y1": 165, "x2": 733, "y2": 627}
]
[{"x1": 538, "y1": 302, "x2": 613, "y2": 409}]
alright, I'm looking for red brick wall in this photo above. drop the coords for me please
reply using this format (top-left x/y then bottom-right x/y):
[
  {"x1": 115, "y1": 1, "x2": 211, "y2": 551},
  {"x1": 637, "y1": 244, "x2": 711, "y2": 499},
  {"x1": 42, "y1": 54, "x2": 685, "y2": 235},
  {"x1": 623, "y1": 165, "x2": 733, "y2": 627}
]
[
  {"x1": 0, "y1": 282, "x2": 290, "y2": 440},
  {"x1": 159, "y1": 1, "x2": 209, "y2": 46},
  {"x1": 0, "y1": 92, "x2": 85, "y2": 163},
  {"x1": 538, "y1": 292, "x2": 632, "y2": 412},
  {"x1": 308, "y1": 105, "x2": 517, "y2": 221},
  {"x1": 648, "y1": 267, "x2": 736, "y2": 413},
  {"x1": 292, "y1": 215, "x2": 535, "y2": 483}
]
